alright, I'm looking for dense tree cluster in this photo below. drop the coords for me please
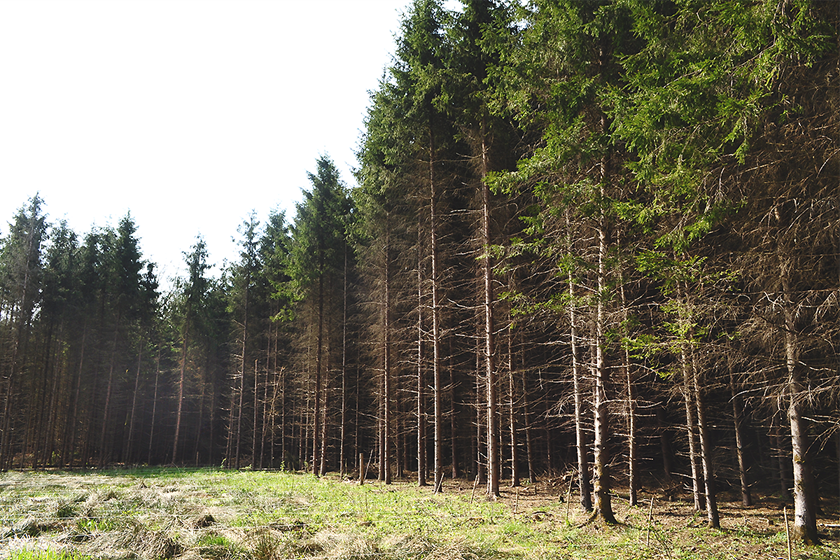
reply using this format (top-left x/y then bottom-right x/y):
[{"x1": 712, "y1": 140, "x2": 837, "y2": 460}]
[{"x1": 1, "y1": 0, "x2": 838, "y2": 544}]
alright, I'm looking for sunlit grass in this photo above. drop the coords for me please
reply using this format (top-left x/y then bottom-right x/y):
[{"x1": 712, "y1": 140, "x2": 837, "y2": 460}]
[
  {"x1": 0, "y1": 468, "x2": 838, "y2": 559},
  {"x1": 9, "y1": 550, "x2": 93, "y2": 560}
]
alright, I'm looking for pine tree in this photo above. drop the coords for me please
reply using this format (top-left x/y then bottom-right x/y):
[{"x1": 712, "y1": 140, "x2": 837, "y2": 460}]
[
  {"x1": 172, "y1": 237, "x2": 210, "y2": 464},
  {"x1": 289, "y1": 156, "x2": 351, "y2": 475}
]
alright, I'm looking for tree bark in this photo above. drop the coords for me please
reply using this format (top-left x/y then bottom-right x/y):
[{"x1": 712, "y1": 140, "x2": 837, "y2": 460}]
[
  {"x1": 617, "y1": 250, "x2": 637, "y2": 507},
  {"x1": 148, "y1": 346, "x2": 161, "y2": 465},
  {"x1": 591, "y1": 223, "x2": 616, "y2": 523},
  {"x1": 522, "y1": 365, "x2": 536, "y2": 484},
  {"x1": 313, "y1": 259, "x2": 323, "y2": 475},
  {"x1": 383, "y1": 214, "x2": 392, "y2": 485},
  {"x1": 480, "y1": 130, "x2": 500, "y2": 499},
  {"x1": 429, "y1": 124, "x2": 444, "y2": 493},
  {"x1": 781, "y1": 262, "x2": 819, "y2": 544},
  {"x1": 691, "y1": 348, "x2": 719, "y2": 528},
  {"x1": 569, "y1": 269, "x2": 592, "y2": 512},
  {"x1": 340, "y1": 243, "x2": 349, "y2": 477},
  {"x1": 173, "y1": 325, "x2": 189, "y2": 464},
  {"x1": 63, "y1": 323, "x2": 87, "y2": 468},
  {"x1": 98, "y1": 323, "x2": 120, "y2": 469},
  {"x1": 125, "y1": 343, "x2": 143, "y2": 465},
  {"x1": 681, "y1": 344, "x2": 705, "y2": 513},
  {"x1": 729, "y1": 360, "x2": 752, "y2": 506},
  {"x1": 507, "y1": 324, "x2": 519, "y2": 488},
  {"x1": 417, "y1": 219, "x2": 427, "y2": 486}
]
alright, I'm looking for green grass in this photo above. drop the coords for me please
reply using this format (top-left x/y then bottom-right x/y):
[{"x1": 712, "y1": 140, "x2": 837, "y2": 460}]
[{"x1": 0, "y1": 468, "x2": 837, "y2": 559}]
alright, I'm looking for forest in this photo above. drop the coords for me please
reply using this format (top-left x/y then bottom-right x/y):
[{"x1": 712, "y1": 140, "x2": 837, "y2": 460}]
[{"x1": 1, "y1": 0, "x2": 838, "y2": 546}]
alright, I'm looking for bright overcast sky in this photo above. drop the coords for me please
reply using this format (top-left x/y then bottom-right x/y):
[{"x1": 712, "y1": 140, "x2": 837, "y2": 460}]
[{"x1": 0, "y1": 0, "x2": 452, "y2": 286}]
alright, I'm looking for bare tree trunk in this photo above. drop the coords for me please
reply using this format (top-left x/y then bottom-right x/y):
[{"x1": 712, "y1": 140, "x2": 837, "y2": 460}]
[
  {"x1": 782, "y1": 264, "x2": 819, "y2": 544},
  {"x1": 569, "y1": 269, "x2": 592, "y2": 512},
  {"x1": 125, "y1": 344, "x2": 143, "y2": 464},
  {"x1": 475, "y1": 340, "x2": 486, "y2": 486},
  {"x1": 383, "y1": 215, "x2": 392, "y2": 484},
  {"x1": 449, "y1": 348, "x2": 459, "y2": 479},
  {"x1": 148, "y1": 346, "x2": 161, "y2": 465},
  {"x1": 173, "y1": 325, "x2": 189, "y2": 464},
  {"x1": 417, "y1": 220, "x2": 427, "y2": 487},
  {"x1": 319, "y1": 353, "x2": 329, "y2": 476},
  {"x1": 42, "y1": 332, "x2": 63, "y2": 468},
  {"x1": 681, "y1": 344, "x2": 705, "y2": 512},
  {"x1": 507, "y1": 324, "x2": 519, "y2": 488},
  {"x1": 313, "y1": 266, "x2": 324, "y2": 475},
  {"x1": 691, "y1": 348, "x2": 719, "y2": 528},
  {"x1": 480, "y1": 130, "x2": 500, "y2": 499},
  {"x1": 729, "y1": 360, "x2": 752, "y2": 506},
  {"x1": 377, "y1": 375, "x2": 384, "y2": 481},
  {"x1": 339, "y1": 250, "x2": 348, "y2": 477},
  {"x1": 260, "y1": 357, "x2": 270, "y2": 469},
  {"x1": 194, "y1": 369, "x2": 205, "y2": 466},
  {"x1": 63, "y1": 323, "x2": 87, "y2": 468},
  {"x1": 592, "y1": 222, "x2": 616, "y2": 523},
  {"x1": 521, "y1": 365, "x2": 536, "y2": 484},
  {"x1": 270, "y1": 367, "x2": 280, "y2": 468},
  {"x1": 655, "y1": 406, "x2": 673, "y2": 481},
  {"x1": 429, "y1": 125, "x2": 444, "y2": 493},
  {"x1": 235, "y1": 358, "x2": 245, "y2": 469},
  {"x1": 224, "y1": 372, "x2": 236, "y2": 467},
  {"x1": 617, "y1": 250, "x2": 637, "y2": 507},
  {"x1": 252, "y1": 358, "x2": 264, "y2": 469},
  {"x1": 98, "y1": 323, "x2": 120, "y2": 469},
  {"x1": 254, "y1": 359, "x2": 260, "y2": 468}
]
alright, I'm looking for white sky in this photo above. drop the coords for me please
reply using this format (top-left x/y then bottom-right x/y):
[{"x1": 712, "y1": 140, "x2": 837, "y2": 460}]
[{"x1": 0, "y1": 0, "x2": 452, "y2": 286}]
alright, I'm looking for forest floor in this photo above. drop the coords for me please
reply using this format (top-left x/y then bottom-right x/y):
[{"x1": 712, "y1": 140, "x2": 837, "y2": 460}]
[{"x1": 0, "y1": 468, "x2": 838, "y2": 560}]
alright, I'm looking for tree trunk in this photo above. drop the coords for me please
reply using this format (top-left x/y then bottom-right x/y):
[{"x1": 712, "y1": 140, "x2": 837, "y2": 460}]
[
  {"x1": 522, "y1": 366, "x2": 536, "y2": 484},
  {"x1": 729, "y1": 361, "x2": 752, "y2": 506},
  {"x1": 340, "y1": 243, "x2": 348, "y2": 478},
  {"x1": 383, "y1": 214, "x2": 392, "y2": 484},
  {"x1": 173, "y1": 325, "x2": 189, "y2": 464},
  {"x1": 655, "y1": 406, "x2": 673, "y2": 481},
  {"x1": 313, "y1": 261, "x2": 324, "y2": 475},
  {"x1": 148, "y1": 346, "x2": 161, "y2": 465},
  {"x1": 319, "y1": 351, "x2": 329, "y2": 476},
  {"x1": 417, "y1": 219, "x2": 427, "y2": 487},
  {"x1": 255, "y1": 359, "x2": 262, "y2": 468},
  {"x1": 449, "y1": 346, "x2": 459, "y2": 479},
  {"x1": 125, "y1": 343, "x2": 143, "y2": 465},
  {"x1": 507, "y1": 326, "x2": 519, "y2": 488},
  {"x1": 194, "y1": 369, "x2": 205, "y2": 466},
  {"x1": 480, "y1": 130, "x2": 500, "y2": 499},
  {"x1": 429, "y1": 124, "x2": 444, "y2": 493},
  {"x1": 691, "y1": 348, "x2": 719, "y2": 528},
  {"x1": 681, "y1": 344, "x2": 705, "y2": 512},
  {"x1": 475, "y1": 340, "x2": 486, "y2": 486},
  {"x1": 591, "y1": 222, "x2": 616, "y2": 523},
  {"x1": 782, "y1": 272, "x2": 819, "y2": 543},
  {"x1": 98, "y1": 323, "x2": 120, "y2": 469},
  {"x1": 617, "y1": 251, "x2": 637, "y2": 507},
  {"x1": 569, "y1": 269, "x2": 592, "y2": 512},
  {"x1": 63, "y1": 323, "x2": 87, "y2": 468},
  {"x1": 235, "y1": 354, "x2": 245, "y2": 469}
]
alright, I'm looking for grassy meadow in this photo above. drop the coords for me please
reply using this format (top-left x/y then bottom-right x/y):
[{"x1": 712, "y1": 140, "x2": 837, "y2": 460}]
[{"x1": 0, "y1": 468, "x2": 838, "y2": 560}]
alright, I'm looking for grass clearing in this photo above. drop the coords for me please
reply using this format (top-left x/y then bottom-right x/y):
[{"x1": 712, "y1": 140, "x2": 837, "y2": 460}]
[{"x1": 0, "y1": 468, "x2": 837, "y2": 559}]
